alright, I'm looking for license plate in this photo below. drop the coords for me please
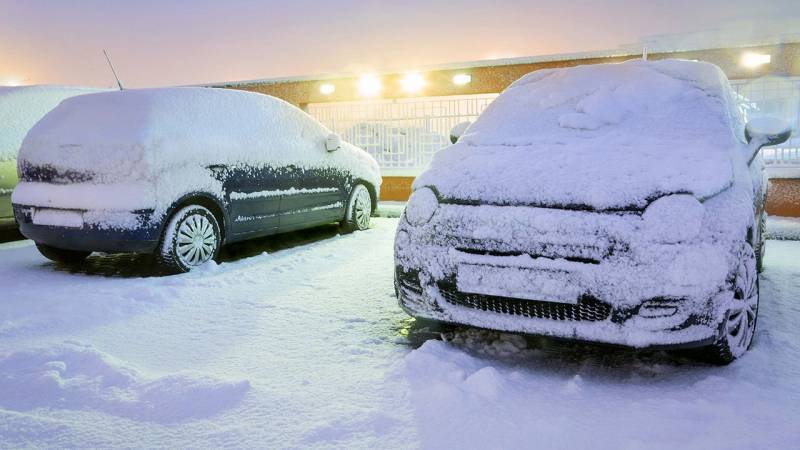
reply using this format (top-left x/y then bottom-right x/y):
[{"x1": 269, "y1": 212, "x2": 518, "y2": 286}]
[
  {"x1": 456, "y1": 264, "x2": 582, "y2": 304},
  {"x1": 33, "y1": 208, "x2": 84, "y2": 228}
]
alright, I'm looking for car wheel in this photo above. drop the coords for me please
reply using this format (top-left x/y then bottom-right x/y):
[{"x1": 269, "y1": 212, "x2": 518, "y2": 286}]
[
  {"x1": 158, "y1": 205, "x2": 221, "y2": 273},
  {"x1": 341, "y1": 184, "x2": 372, "y2": 233},
  {"x1": 35, "y1": 243, "x2": 91, "y2": 264},
  {"x1": 706, "y1": 243, "x2": 759, "y2": 364}
]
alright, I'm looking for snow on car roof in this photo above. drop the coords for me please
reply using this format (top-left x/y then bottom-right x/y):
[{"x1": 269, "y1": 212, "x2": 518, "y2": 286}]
[
  {"x1": 20, "y1": 87, "x2": 378, "y2": 182},
  {"x1": 416, "y1": 59, "x2": 746, "y2": 210},
  {"x1": 0, "y1": 85, "x2": 106, "y2": 161}
]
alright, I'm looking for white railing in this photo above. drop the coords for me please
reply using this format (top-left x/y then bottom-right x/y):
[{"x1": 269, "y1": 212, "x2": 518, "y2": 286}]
[
  {"x1": 308, "y1": 94, "x2": 498, "y2": 174},
  {"x1": 731, "y1": 77, "x2": 800, "y2": 168},
  {"x1": 763, "y1": 148, "x2": 800, "y2": 166}
]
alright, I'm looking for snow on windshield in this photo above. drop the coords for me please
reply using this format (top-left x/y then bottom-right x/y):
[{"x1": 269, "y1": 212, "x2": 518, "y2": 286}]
[
  {"x1": 462, "y1": 59, "x2": 744, "y2": 147},
  {"x1": 414, "y1": 59, "x2": 746, "y2": 209}
]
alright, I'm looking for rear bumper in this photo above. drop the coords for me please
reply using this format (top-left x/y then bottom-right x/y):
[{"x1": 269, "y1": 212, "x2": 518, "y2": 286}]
[{"x1": 13, "y1": 205, "x2": 161, "y2": 253}]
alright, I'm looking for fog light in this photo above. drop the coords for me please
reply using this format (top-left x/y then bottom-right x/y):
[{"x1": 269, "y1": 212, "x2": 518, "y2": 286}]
[{"x1": 639, "y1": 299, "x2": 680, "y2": 318}]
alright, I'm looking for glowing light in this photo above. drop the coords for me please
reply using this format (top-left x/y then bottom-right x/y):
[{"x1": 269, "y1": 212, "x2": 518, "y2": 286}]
[
  {"x1": 357, "y1": 75, "x2": 382, "y2": 97},
  {"x1": 741, "y1": 53, "x2": 771, "y2": 68},
  {"x1": 452, "y1": 74, "x2": 472, "y2": 86},
  {"x1": 400, "y1": 72, "x2": 426, "y2": 93},
  {"x1": 1, "y1": 78, "x2": 23, "y2": 87},
  {"x1": 319, "y1": 83, "x2": 336, "y2": 95}
]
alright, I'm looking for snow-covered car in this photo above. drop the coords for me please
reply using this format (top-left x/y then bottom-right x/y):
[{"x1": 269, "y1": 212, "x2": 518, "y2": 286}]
[
  {"x1": 12, "y1": 88, "x2": 381, "y2": 272},
  {"x1": 0, "y1": 86, "x2": 105, "y2": 226},
  {"x1": 394, "y1": 59, "x2": 791, "y2": 363}
]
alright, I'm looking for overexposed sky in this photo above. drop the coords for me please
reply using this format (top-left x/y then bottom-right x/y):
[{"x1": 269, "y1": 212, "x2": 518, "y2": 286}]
[{"x1": 1, "y1": 0, "x2": 798, "y2": 88}]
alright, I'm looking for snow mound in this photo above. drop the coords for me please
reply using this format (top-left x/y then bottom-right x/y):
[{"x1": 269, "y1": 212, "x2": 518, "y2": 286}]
[
  {"x1": 0, "y1": 343, "x2": 250, "y2": 423},
  {"x1": 766, "y1": 216, "x2": 800, "y2": 240},
  {"x1": 415, "y1": 59, "x2": 745, "y2": 209}
]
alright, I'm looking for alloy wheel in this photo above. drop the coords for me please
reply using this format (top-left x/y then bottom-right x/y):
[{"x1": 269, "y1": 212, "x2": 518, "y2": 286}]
[
  {"x1": 353, "y1": 187, "x2": 371, "y2": 230},
  {"x1": 725, "y1": 245, "x2": 758, "y2": 358},
  {"x1": 176, "y1": 213, "x2": 218, "y2": 267}
]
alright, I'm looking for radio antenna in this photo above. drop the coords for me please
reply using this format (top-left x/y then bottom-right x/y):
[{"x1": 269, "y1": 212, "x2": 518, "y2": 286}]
[{"x1": 103, "y1": 49, "x2": 124, "y2": 90}]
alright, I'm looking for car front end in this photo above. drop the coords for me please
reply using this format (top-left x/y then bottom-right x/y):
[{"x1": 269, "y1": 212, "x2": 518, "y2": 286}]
[{"x1": 395, "y1": 187, "x2": 737, "y2": 349}]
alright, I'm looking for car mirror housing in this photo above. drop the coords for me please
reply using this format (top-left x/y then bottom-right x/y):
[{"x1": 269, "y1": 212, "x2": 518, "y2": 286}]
[
  {"x1": 449, "y1": 121, "x2": 472, "y2": 144},
  {"x1": 325, "y1": 133, "x2": 342, "y2": 152},
  {"x1": 745, "y1": 117, "x2": 792, "y2": 165}
]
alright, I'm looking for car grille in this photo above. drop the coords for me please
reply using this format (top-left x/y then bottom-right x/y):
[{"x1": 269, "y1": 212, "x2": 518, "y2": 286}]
[{"x1": 438, "y1": 284, "x2": 612, "y2": 322}]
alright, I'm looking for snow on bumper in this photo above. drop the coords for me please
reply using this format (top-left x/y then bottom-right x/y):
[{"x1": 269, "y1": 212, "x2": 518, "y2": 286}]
[
  {"x1": 12, "y1": 181, "x2": 161, "y2": 253},
  {"x1": 394, "y1": 204, "x2": 732, "y2": 348}
]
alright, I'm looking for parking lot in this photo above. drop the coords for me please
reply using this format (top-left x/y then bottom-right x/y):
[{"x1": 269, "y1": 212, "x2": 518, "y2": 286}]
[{"x1": 1, "y1": 217, "x2": 799, "y2": 448}]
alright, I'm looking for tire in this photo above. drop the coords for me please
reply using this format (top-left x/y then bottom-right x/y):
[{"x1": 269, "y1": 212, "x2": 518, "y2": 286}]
[
  {"x1": 35, "y1": 244, "x2": 91, "y2": 265},
  {"x1": 341, "y1": 184, "x2": 372, "y2": 233},
  {"x1": 158, "y1": 205, "x2": 221, "y2": 273},
  {"x1": 705, "y1": 243, "x2": 759, "y2": 365},
  {"x1": 755, "y1": 212, "x2": 766, "y2": 273}
]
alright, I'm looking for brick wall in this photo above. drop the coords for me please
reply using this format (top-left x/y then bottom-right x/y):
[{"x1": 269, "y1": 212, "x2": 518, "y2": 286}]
[
  {"x1": 768, "y1": 179, "x2": 800, "y2": 217},
  {"x1": 224, "y1": 43, "x2": 800, "y2": 107}
]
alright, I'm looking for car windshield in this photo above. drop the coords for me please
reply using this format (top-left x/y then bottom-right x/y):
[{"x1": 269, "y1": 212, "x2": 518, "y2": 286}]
[{"x1": 461, "y1": 59, "x2": 744, "y2": 150}]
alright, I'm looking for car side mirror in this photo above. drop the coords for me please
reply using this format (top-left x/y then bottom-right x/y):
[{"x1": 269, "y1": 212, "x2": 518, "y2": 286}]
[
  {"x1": 746, "y1": 117, "x2": 792, "y2": 147},
  {"x1": 450, "y1": 121, "x2": 472, "y2": 144},
  {"x1": 745, "y1": 117, "x2": 792, "y2": 164},
  {"x1": 325, "y1": 133, "x2": 342, "y2": 152}
]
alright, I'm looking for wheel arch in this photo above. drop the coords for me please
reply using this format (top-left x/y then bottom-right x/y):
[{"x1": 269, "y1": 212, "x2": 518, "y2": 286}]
[
  {"x1": 160, "y1": 192, "x2": 228, "y2": 244},
  {"x1": 351, "y1": 178, "x2": 378, "y2": 213}
]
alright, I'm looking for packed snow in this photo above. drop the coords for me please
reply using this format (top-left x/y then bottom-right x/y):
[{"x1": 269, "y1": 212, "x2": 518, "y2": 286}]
[
  {"x1": 0, "y1": 218, "x2": 799, "y2": 448},
  {"x1": 13, "y1": 87, "x2": 381, "y2": 226},
  {"x1": 0, "y1": 86, "x2": 106, "y2": 162},
  {"x1": 415, "y1": 59, "x2": 745, "y2": 209}
]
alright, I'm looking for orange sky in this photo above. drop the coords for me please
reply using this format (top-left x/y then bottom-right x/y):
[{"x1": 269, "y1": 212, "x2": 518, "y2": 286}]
[{"x1": 1, "y1": 0, "x2": 798, "y2": 88}]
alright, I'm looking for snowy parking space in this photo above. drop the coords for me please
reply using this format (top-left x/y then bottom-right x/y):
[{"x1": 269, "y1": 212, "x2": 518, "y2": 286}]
[{"x1": 1, "y1": 218, "x2": 799, "y2": 448}]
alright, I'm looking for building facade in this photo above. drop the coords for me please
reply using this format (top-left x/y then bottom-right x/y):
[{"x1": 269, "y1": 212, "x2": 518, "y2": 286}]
[{"x1": 213, "y1": 42, "x2": 800, "y2": 216}]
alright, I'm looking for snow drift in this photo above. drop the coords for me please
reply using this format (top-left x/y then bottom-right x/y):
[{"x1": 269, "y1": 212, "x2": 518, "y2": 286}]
[{"x1": 0, "y1": 343, "x2": 249, "y2": 423}]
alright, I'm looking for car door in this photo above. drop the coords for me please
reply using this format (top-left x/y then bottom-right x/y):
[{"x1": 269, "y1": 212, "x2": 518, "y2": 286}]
[
  {"x1": 224, "y1": 163, "x2": 282, "y2": 239},
  {"x1": 277, "y1": 163, "x2": 348, "y2": 232}
]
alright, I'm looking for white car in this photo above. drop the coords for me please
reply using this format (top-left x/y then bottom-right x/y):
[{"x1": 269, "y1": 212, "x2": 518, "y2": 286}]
[
  {"x1": 13, "y1": 88, "x2": 381, "y2": 272},
  {"x1": 394, "y1": 59, "x2": 791, "y2": 363}
]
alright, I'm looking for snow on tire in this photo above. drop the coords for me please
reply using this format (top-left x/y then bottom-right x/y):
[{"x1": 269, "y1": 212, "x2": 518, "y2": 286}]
[
  {"x1": 342, "y1": 184, "x2": 372, "y2": 233},
  {"x1": 707, "y1": 243, "x2": 759, "y2": 364},
  {"x1": 159, "y1": 205, "x2": 221, "y2": 273}
]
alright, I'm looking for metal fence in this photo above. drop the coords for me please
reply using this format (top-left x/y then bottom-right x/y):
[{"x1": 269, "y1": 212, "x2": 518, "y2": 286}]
[
  {"x1": 731, "y1": 76, "x2": 800, "y2": 167},
  {"x1": 308, "y1": 76, "x2": 800, "y2": 173},
  {"x1": 308, "y1": 94, "x2": 498, "y2": 174}
]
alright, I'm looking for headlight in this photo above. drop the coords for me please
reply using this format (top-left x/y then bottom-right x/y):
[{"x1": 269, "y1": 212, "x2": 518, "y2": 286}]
[
  {"x1": 405, "y1": 187, "x2": 439, "y2": 226},
  {"x1": 642, "y1": 194, "x2": 705, "y2": 243}
]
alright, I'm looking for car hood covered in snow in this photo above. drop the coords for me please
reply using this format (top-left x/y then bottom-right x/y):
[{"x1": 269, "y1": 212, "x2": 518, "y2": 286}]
[{"x1": 414, "y1": 59, "x2": 745, "y2": 210}]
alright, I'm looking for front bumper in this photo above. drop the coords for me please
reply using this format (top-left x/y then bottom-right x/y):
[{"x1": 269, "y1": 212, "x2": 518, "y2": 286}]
[
  {"x1": 13, "y1": 205, "x2": 161, "y2": 253},
  {"x1": 394, "y1": 203, "x2": 733, "y2": 349},
  {"x1": 396, "y1": 267, "x2": 723, "y2": 349}
]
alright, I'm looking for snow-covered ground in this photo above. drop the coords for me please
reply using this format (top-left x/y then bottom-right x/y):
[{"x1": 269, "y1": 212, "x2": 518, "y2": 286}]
[{"x1": 1, "y1": 218, "x2": 799, "y2": 448}]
